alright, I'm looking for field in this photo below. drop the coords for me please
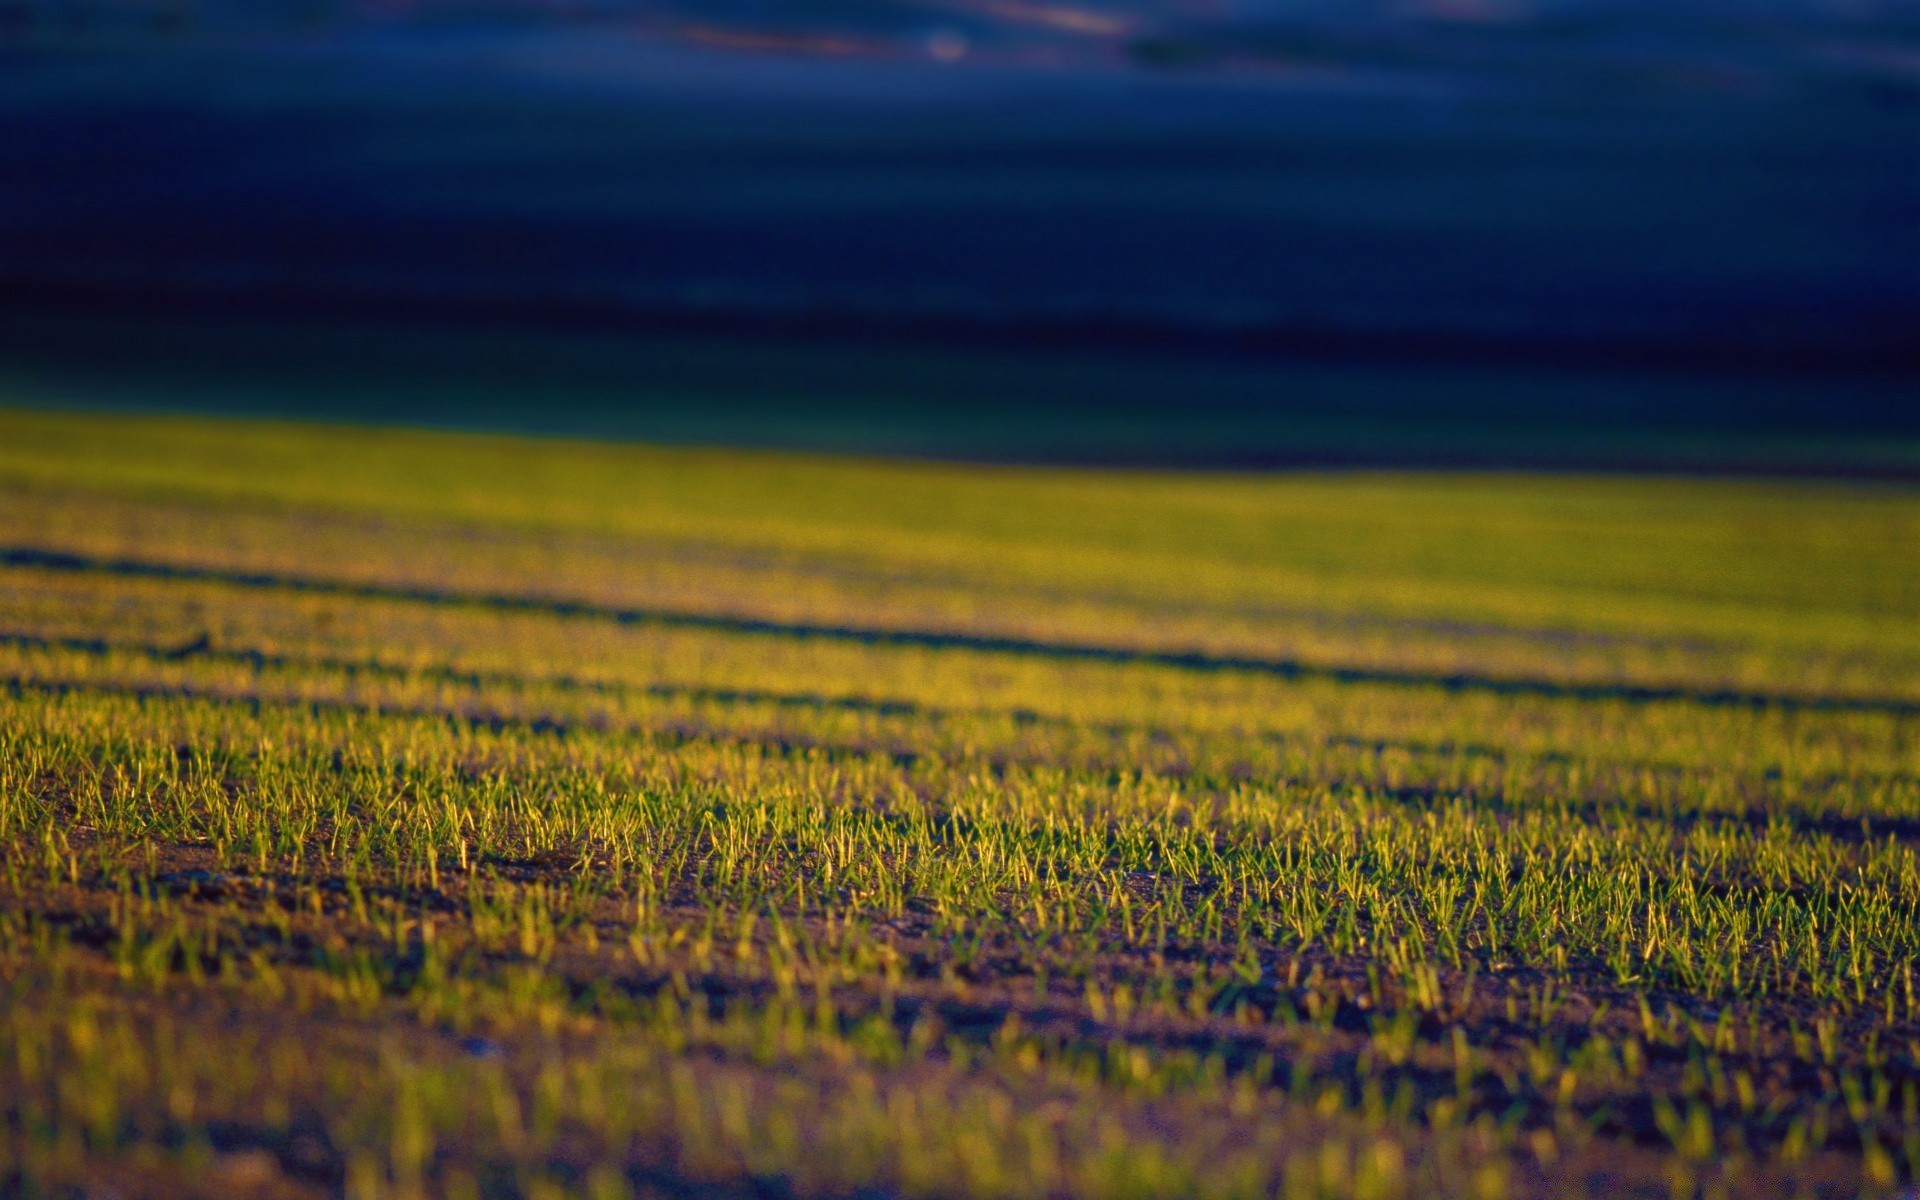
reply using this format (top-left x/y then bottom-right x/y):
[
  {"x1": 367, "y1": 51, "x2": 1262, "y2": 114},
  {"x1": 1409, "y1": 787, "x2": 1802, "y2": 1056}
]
[{"x1": 1, "y1": 405, "x2": 1917, "y2": 1199}]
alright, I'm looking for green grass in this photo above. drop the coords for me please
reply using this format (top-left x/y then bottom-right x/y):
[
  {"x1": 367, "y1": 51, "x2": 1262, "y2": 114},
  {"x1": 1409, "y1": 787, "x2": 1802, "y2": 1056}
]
[{"x1": 0, "y1": 407, "x2": 1916, "y2": 1198}]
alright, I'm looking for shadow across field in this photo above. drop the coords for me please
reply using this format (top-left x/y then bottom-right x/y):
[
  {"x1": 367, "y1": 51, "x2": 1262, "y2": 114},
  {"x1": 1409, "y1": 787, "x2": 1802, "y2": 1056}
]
[
  {"x1": 8, "y1": 638, "x2": 1919, "y2": 846},
  {"x1": 7, "y1": 624, "x2": 1918, "y2": 788},
  {"x1": 4, "y1": 546, "x2": 1912, "y2": 716}
]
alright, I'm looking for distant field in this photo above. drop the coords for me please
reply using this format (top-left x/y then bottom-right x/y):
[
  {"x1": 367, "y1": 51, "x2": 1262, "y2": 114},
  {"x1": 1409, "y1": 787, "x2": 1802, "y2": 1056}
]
[
  {"x1": 6, "y1": 309, "x2": 1913, "y2": 477},
  {"x1": 1, "y1": 407, "x2": 1917, "y2": 1198}
]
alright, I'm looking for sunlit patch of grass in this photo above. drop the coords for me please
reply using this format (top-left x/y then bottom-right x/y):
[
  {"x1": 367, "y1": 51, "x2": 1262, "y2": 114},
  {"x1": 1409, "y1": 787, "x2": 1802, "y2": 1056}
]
[{"x1": 0, "y1": 407, "x2": 1916, "y2": 1197}]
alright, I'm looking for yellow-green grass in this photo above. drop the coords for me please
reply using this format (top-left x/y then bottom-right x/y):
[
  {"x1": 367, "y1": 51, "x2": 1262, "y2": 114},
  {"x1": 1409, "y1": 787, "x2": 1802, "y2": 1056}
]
[
  {"x1": 2, "y1": 408, "x2": 1915, "y2": 698},
  {"x1": 0, "y1": 406, "x2": 1916, "y2": 1199}
]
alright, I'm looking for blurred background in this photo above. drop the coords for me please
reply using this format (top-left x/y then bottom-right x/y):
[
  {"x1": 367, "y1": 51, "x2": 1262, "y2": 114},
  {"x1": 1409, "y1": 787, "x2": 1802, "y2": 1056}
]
[{"x1": 1, "y1": 0, "x2": 1915, "y2": 470}]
